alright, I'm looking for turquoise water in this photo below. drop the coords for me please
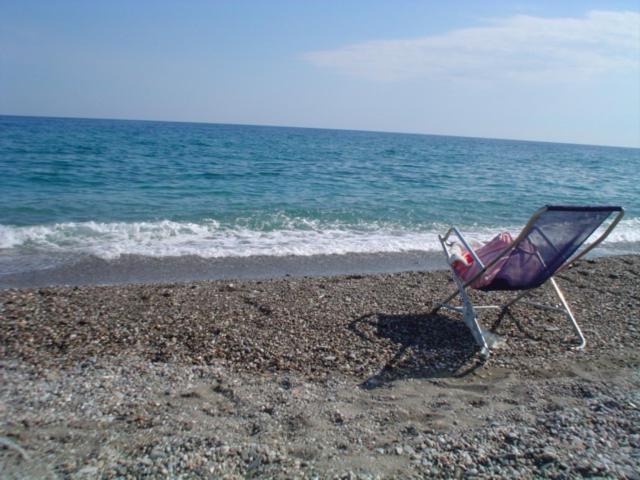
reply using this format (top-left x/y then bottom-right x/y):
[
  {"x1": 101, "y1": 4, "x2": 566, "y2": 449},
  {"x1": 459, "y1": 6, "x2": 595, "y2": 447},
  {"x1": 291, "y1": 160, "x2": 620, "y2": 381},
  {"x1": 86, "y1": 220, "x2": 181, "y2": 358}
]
[{"x1": 1, "y1": 115, "x2": 639, "y2": 276}]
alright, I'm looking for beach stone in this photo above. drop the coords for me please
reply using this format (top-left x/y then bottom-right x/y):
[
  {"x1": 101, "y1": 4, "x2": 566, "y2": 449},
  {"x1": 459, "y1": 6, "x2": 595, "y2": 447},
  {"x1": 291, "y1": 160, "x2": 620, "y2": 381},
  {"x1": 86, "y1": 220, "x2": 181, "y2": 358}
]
[
  {"x1": 73, "y1": 466, "x2": 99, "y2": 478},
  {"x1": 150, "y1": 446, "x2": 164, "y2": 459},
  {"x1": 538, "y1": 447, "x2": 559, "y2": 464}
]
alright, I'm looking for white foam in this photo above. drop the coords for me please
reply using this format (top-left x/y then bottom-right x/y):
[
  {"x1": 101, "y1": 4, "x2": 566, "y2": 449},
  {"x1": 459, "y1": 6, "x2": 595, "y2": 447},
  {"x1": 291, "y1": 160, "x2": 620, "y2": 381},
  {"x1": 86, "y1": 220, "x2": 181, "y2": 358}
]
[
  {"x1": 0, "y1": 217, "x2": 638, "y2": 260},
  {"x1": 603, "y1": 216, "x2": 640, "y2": 243}
]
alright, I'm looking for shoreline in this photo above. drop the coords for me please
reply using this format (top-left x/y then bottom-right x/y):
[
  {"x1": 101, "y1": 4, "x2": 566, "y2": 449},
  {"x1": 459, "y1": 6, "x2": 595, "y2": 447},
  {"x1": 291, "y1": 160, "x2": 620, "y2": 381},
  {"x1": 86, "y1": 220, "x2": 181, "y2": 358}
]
[
  {"x1": 1, "y1": 254, "x2": 639, "y2": 477},
  {"x1": 1, "y1": 245, "x2": 637, "y2": 290}
]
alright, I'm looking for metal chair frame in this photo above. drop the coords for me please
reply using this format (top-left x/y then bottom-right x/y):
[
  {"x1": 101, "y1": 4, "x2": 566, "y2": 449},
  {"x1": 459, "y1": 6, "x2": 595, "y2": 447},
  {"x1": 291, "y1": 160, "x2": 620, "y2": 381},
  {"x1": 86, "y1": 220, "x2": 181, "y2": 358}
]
[{"x1": 432, "y1": 206, "x2": 625, "y2": 357}]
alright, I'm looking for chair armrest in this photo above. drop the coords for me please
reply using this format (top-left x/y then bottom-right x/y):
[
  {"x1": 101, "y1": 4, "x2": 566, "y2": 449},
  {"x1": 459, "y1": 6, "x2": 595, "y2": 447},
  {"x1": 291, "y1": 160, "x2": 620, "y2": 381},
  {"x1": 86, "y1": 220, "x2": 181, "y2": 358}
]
[{"x1": 440, "y1": 227, "x2": 485, "y2": 270}]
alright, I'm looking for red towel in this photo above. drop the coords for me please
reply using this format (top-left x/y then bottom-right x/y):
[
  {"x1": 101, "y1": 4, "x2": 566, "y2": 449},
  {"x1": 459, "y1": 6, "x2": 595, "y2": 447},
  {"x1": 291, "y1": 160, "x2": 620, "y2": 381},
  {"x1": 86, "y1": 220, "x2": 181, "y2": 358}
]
[{"x1": 453, "y1": 232, "x2": 514, "y2": 288}]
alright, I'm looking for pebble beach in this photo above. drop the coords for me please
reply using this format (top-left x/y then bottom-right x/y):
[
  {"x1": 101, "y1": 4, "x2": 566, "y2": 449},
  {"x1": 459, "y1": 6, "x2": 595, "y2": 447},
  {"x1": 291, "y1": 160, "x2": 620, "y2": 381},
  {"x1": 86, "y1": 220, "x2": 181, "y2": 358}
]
[{"x1": 1, "y1": 255, "x2": 639, "y2": 478}]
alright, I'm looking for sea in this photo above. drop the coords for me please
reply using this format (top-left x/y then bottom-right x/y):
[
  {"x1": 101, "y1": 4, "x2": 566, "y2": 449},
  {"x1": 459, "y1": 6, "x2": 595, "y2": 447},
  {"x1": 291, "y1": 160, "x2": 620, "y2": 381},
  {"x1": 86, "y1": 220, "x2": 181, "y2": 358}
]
[{"x1": 1, "y1": 115, "x2": 639, "y2": 288}]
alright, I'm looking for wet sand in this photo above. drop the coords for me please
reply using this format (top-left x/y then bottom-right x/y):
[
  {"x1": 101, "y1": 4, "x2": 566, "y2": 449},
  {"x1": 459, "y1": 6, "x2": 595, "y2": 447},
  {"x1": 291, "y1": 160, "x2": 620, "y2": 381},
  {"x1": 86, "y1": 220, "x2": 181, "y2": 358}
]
[
  {"x1": 0, "y1": 250, "x2": 446, "y2": 289},
  {"x1": 1, "y1": 255, "x2": 639, "y2": 478}
]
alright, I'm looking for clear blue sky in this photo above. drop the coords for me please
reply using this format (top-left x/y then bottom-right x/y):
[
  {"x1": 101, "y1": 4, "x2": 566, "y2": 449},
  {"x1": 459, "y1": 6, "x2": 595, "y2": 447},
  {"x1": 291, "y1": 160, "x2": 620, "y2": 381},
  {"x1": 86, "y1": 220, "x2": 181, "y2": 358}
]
[{"x1": 1, "y1": 0, "x2": 639, "y2": 147}]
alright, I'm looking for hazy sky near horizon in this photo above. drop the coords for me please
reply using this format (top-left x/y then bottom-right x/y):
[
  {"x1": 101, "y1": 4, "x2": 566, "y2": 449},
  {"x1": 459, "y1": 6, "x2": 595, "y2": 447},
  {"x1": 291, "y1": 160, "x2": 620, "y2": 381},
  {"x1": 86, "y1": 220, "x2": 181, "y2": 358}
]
[{"x1": 1, "y1": 1, "x2": 639, "y2": 147}]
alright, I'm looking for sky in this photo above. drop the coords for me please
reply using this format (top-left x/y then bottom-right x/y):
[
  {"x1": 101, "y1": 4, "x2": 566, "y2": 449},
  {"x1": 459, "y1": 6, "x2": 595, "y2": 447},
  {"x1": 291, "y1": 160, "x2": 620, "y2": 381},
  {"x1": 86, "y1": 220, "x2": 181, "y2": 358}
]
[{"x1": 1, "y1": 0, "x2": 639, "y2": 147}]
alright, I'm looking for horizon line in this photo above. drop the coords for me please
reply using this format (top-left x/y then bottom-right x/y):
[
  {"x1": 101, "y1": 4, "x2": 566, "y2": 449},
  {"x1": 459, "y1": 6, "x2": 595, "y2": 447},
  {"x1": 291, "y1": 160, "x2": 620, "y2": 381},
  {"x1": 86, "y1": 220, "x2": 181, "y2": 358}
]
[{"x1": 1, "y1": 113, "x2": 638, "y2": 150}]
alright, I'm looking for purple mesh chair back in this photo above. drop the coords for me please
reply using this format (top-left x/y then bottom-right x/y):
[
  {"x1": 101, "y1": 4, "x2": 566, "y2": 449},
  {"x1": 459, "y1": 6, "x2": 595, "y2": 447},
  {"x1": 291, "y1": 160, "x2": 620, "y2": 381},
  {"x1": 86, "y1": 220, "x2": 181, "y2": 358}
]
[{"x1": 481, "y1": 206, "x2": 623, "y2": 291}]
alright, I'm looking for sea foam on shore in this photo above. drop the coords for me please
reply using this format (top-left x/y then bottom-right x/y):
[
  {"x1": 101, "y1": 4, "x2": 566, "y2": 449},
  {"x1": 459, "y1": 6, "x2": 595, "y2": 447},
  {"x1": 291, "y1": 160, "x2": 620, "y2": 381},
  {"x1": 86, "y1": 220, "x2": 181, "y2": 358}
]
[{"x1": 1, "y1": 216, "x2": 639, "y2": 288}]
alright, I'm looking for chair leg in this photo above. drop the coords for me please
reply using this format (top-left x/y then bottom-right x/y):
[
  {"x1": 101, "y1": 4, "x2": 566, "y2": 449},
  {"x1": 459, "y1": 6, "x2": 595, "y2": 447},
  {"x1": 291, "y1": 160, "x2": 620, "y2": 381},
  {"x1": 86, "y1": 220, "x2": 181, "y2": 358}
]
[
  {"x1": 460, "y1": 290, "x2": 490, "y2": 358},
  {"x1": 437, "y1": 277, "x2": 491, "y2": 357},
  {"x1": 549, "y1": 277, "x2": 586, "y2": 349},
  {"x1": 503, "y1": 279, "x2": 587, "y2": 349}
]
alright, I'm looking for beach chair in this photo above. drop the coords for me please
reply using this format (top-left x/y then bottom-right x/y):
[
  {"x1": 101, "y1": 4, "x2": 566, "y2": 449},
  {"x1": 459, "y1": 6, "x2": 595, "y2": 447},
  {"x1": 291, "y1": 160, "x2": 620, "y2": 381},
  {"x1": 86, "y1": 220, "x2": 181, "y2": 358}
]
[{"x1": 433, "y1": 205, "x2": 624, "y2": 357}]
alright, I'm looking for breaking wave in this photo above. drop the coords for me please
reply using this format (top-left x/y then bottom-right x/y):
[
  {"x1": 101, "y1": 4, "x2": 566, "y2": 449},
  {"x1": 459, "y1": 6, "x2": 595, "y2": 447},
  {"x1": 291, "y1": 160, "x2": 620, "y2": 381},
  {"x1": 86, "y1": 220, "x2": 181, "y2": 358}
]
[{"x1": 1, "y1": 216, "x2": 638, "y2": 260}]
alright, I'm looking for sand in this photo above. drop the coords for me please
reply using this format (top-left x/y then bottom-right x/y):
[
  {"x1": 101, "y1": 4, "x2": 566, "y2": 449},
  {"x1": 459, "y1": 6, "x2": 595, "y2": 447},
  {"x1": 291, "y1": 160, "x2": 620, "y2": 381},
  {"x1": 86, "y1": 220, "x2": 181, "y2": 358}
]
[{"x1": 1, "y1": 255, "x2": 639, "y2": 478}]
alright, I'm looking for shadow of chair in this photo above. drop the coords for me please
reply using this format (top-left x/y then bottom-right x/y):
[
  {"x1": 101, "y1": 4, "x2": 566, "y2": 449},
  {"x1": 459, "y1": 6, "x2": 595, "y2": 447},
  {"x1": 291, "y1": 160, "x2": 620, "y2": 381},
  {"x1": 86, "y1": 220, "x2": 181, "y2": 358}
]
[{"x1": 350, "y1": 311, "x2": 486, "y2": 389}]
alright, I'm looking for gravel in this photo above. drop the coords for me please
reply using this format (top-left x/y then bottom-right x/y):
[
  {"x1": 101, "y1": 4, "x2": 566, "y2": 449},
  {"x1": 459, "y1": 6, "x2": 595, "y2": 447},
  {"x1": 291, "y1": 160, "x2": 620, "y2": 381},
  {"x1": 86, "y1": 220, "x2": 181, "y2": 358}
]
[{"x1": 1, "y1": 254, "x2": 639, "y2": 478}]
